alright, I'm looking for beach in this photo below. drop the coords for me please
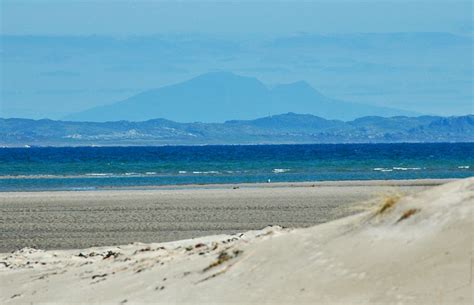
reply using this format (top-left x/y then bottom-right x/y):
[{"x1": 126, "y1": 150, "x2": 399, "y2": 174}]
[
  {"x1": 0, "y1": 179, "x2": 450, "y2": 252},
  {"x1": 1, "y1": 178, "x2": 472, "y2": 305}
]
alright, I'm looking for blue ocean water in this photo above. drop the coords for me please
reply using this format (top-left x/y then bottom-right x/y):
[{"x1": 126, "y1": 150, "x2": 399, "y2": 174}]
[{"x1": 0, "y1": 143, "x2": 472, "y2": 191}]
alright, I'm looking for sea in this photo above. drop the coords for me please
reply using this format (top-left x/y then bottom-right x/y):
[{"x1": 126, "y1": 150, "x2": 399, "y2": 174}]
[{"x1": 0, "y1": 143, "x2": 472, "y2": 192}]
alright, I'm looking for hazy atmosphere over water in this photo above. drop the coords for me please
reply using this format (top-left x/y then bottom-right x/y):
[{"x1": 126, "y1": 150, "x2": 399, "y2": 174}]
[{"x1": 1, "y1": 0, "x2": 473, "y2": 119}]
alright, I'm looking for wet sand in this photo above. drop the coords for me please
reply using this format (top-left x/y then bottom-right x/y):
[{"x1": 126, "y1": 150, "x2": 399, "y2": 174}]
[{"x1": 0, "y1": 179, "x2": 452, "y2": 252}]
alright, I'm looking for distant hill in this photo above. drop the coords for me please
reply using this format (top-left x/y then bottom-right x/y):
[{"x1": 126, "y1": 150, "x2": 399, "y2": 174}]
[
  {"x1": 2, "y1": 113, "x2": 472, "y2": 146},
  {"x1": 64, "y1": 72, "x2": 418, "y2": 122}
]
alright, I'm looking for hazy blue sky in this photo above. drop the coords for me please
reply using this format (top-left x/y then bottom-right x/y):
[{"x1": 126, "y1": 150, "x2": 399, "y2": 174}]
[
  {"x1": 2, "y1": 1, "x2": 472, "y2": 35},
  {"x1": 1, "y1": 0, "x2": 473, "y2": 119}
]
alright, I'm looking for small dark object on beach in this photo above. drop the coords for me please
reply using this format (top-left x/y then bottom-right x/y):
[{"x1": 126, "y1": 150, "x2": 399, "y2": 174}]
[
  {"x1": 233, "y1": 249, "x2": 243, "y2": 257},
  {"x1": 133, "y1": 247, "x2": 152, "y2": 255},
  {"x1": 103, "y1": 250, "x2": 119, "y2": 260},
  {"x1": 91, "y1": 273, "x2": 107, "y2": 280},
  {"x1": 195, "y1": 243, "x2": 206, "y2": 248},
  {"x1": 0, "y1": 261, "x2": 10, "y2": 267}
]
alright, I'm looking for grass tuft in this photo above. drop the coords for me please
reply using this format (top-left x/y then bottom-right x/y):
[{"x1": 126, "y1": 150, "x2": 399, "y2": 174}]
[
  {"x1": 203, "y1": 251, "x2": 231, "y2": 272},
  {"x1": 396, "y1": 208, "x2": 420, "y2": 223},
  {"x1": 203, "y1": 250, "x2": 242, "y2": 272},
  {"x1": 376, "y1": 195, "x2": 401, "y2": 215}
]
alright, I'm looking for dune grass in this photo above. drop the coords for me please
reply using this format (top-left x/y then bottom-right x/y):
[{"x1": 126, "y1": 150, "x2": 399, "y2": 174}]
[{"x1": 396, "y1": 208, "x2": 420, "y2": 223}]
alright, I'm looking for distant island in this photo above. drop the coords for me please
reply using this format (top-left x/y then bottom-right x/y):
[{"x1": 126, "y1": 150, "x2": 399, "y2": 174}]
[
  {"x1": 64, "y1": 72, "x2": 418, "y2": 122},
  {"x1": 1, "y1": 113, "x2": 473, "y2": 146}
]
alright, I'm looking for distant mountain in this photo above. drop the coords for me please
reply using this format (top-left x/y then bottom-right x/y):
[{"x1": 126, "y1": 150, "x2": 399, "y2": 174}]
[
  {"x1": 64, "y1": 72, "x2": 418, "y2": 122},
  {"x1": 2, "y1": 113, "x2": 472, "y2": 146}
]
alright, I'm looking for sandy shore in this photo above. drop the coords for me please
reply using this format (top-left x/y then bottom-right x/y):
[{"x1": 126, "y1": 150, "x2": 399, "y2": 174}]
[
  {"x1": 0, "y1": 179, "x2": 450, "y2": 252},
  {"x1": 0, "y1": 178, "x2": 472, "y2": 304}
]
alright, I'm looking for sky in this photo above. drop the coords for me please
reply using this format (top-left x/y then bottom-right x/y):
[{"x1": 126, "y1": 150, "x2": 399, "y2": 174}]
[
  {"x1": 2, "y1": 1, "x2": 472, "y2": 36},
  {"x1": 1, "y1": 0, "x2": 473, "y2": 119}
]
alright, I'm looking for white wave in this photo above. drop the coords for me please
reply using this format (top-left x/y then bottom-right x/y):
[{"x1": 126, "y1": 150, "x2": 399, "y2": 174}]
[
  {"x1": 192, "y1": 171, "x2": 219, "y2": 174},
  {"x1": 70, "y1": 187, "x2": 97, "y2": 191},
  {"x1": 393, "y1": 167, "x2": 421, "y2": 171},
  {"x1": 272, "y1": 168, "x2": 290, "y2": 174},
  {"x1": 373, "y1": 168, "x2": 393, "y2": 172},
  {"x1": 458, "y1": 166, "x2": 470, "y2": 169},
  {"x1": 145, "y1": 172, "x2": 157, "y2": 175},
  {"x1": 178, "y1": 171, "x2": 187, "y2": 174},
  {"x1": 124, "y1": 172, "x2": 140, "y2": 176},
  {"x1": 0, "y1": 174, "x2": 58, "y2": 179},
  {"x1": 85, "y1": 173, "x2": 111, "y2": 177}
]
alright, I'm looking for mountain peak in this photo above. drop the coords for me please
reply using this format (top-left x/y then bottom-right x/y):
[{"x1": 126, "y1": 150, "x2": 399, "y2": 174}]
[
  {"x1": 186, "y1": 71, "x2": 262, "y2": 86},
  {"x1": 287, "y1": 80, "x2": 312, "y2": 88},
  {"x1": 195, "y1": 71, "x2": 239, "y2": 78},
  {"x1": 64, "y1": 72, "x2": 418, "y2": 123}
]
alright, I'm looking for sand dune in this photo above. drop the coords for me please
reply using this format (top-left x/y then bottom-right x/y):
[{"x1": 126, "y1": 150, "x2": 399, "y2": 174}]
[{"x1": 1, "y1": 178, "x2": 472, "y2": 304}]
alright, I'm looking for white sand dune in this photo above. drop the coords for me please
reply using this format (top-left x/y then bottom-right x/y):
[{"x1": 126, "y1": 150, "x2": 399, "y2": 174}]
[{"x1": 1, "y1": 178, "x2": 473, "y2": 305}]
